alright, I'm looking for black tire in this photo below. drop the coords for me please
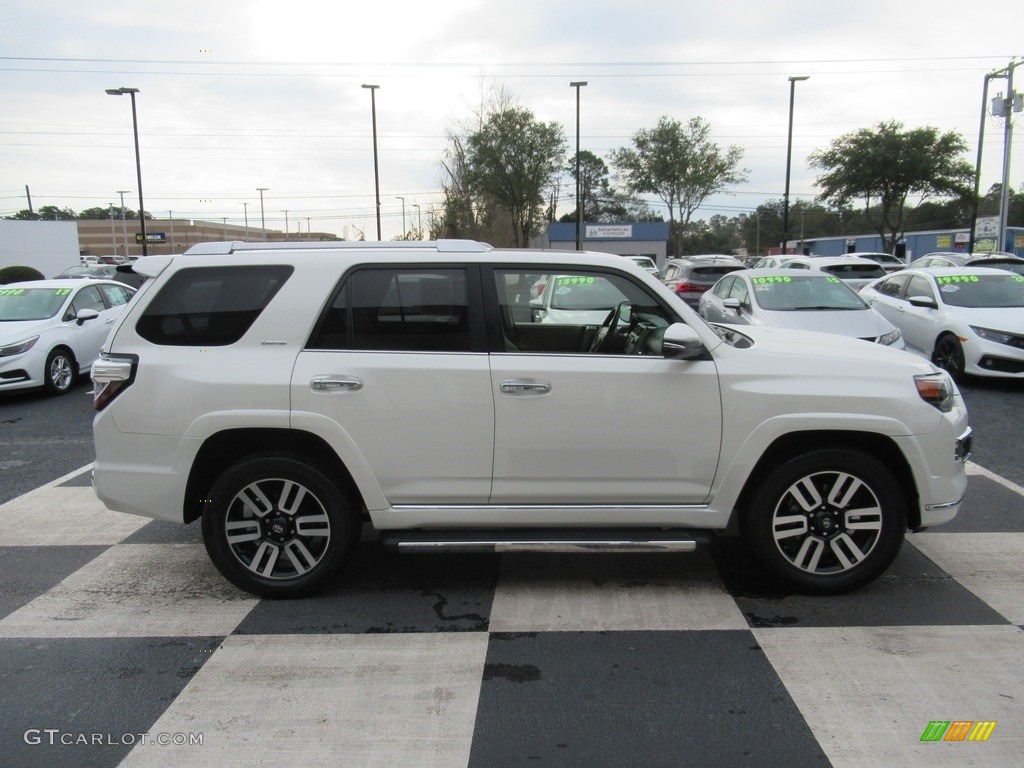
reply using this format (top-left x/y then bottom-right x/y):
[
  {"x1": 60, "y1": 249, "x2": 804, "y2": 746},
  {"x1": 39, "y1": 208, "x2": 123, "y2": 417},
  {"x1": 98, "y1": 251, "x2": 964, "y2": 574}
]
[
  {"x1": 742, "y1": 448, "x2": 906, "y2": 595},
  {"x1": 43, "y1": 347, "x2": 76, "y2": 395},
  {"x1": 201, "y1": 455, "x2": 360, "y2": 598},
  {"x1": 932, "y1": 334, "x2": 966, "y2": 382}
]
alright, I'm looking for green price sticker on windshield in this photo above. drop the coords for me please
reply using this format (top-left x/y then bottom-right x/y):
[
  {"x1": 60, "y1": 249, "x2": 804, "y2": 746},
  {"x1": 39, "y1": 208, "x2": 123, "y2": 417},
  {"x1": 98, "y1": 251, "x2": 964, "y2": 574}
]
[
  {"x1": 825, "y1": 276, "x2": 841, "y2": 283},
  {"x1": 936, "y1": 275, "x2": 979, "y2": 284},
  {"x1": 54, "y1": 288, "x2": 72, "y2": 296},
  {"x1": 751, "y1": 276, "x2": 791, "y2": 284},
  {"x1": 0, "y1": 288, "x2": 26, "y2": 295},
  {"x1": 556, "y1": 277, "x2": 595, "y2": 287}
]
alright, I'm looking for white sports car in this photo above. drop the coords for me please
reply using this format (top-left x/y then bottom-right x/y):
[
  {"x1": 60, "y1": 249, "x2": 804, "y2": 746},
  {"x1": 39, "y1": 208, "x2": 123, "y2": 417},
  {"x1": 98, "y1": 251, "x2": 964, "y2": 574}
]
[{"x1": 860, "y1": 266, "x2": 1024, "y2": 380}]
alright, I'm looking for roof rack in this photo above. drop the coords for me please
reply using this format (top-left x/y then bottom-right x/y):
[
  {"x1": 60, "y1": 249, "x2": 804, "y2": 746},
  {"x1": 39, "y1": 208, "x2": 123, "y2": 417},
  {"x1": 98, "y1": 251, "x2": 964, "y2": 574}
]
[{"x1": 182, "y1": 240, "x2": 493, "y2": 256}]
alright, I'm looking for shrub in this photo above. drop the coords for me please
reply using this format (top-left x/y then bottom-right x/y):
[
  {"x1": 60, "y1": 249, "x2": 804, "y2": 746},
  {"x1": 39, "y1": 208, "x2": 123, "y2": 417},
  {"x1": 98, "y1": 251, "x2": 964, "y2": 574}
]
[{"x1": 0, "y1": 265, "x2": 45, "y2": 284}]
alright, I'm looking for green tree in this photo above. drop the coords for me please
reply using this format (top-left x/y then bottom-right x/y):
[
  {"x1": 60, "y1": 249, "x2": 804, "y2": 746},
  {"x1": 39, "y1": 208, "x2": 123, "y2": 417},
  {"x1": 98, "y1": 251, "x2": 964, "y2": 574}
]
[
  {"x1": 465, "y1": 107, "x2": 567, "y2": 247},
  {"x1": 37, "y1": 205, "x2": 77, "y2": 220},
  {"x1": 562, "y1": 150, "x2": 657, "y2": 224},
  {"x1": 610, "y1": 116, "x2": 747, "y2": 257},
  {"x1": 809, "y1": 120, "x2": 974, "y2": 253}
]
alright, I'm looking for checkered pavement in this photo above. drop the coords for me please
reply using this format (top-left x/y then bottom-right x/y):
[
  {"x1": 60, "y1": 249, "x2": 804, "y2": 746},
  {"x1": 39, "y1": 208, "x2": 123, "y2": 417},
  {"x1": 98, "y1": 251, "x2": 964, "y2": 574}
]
[{"x1": 1, "y1": 462, "x2": 1021, "y2": 767}]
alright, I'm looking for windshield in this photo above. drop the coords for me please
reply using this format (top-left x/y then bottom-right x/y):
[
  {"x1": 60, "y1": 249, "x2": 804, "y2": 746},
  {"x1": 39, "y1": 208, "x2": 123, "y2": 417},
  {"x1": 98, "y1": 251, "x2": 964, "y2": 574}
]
[
  {"x1": 751, "y1": 275, "x2": 866, "y2": 311},
  {"x1": 935, "y1": 274, "x2": 1024, "y2": 308},
  {"x1": 549, "y1": 276, "x2": 628, "y2": 311},
  {"x1": 0, "y1": 287, "x2": 72, "y2": 321}
]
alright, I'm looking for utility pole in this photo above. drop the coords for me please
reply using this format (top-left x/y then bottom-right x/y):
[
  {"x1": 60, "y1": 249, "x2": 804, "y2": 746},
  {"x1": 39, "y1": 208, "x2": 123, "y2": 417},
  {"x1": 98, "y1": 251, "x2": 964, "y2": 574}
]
[{"x1": 994, "y1": 59, "x2": 1021, "y2": 252}]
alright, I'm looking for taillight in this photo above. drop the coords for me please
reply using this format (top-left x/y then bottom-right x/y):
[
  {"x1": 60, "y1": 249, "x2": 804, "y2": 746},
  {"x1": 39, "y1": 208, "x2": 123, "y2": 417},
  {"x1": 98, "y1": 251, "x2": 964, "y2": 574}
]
[
  {"x1": 92, "y1": 355, "x2": 137, "y2": 411},
  {"x1": 674, "y1": 281, "x2": 707, "y2": 294}
]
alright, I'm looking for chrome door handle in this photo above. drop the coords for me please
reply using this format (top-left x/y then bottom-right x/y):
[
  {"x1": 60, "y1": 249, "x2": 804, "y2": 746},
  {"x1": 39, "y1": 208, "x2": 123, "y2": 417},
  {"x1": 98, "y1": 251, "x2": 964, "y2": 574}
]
[
  {"x1": 311, "y1": 375, "x2": 363, "y2": 392},
  {"x1": 500, "y1": 379, "x2": 551, "y2": 395}
]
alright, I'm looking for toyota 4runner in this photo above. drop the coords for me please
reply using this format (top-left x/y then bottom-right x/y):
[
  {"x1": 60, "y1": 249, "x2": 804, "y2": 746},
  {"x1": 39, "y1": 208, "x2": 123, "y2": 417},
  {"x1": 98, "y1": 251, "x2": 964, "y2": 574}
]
[{"x1": 91, "y1": 240, "x2": 972, "y2": 597}]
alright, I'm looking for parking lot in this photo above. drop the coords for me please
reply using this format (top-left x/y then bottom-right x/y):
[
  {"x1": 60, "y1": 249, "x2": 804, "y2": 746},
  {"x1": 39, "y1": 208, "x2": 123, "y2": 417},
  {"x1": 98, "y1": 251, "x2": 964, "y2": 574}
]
[{"x1": 1, "y1": 378, "x2": 1022, "y2": 767}]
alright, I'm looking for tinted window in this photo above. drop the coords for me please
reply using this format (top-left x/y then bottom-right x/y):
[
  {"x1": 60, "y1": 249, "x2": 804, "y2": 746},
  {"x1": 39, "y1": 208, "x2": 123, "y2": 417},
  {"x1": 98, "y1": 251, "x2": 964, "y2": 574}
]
[
  {"x1": 137, "y1": 265, "x2": 292, "y2": 346},
  {"x1": 876, "y1": 274, "x2": 910, "y2": 298},
  {"x1": 309, "y1": 268, "x2": 470, "y2": 352}
]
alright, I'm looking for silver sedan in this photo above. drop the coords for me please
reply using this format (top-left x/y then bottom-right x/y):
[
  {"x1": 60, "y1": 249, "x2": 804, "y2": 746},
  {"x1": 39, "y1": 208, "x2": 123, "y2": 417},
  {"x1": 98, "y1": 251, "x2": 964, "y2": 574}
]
[{"x1": 699, "y1": 270, "x2": 903, "y2": 347}]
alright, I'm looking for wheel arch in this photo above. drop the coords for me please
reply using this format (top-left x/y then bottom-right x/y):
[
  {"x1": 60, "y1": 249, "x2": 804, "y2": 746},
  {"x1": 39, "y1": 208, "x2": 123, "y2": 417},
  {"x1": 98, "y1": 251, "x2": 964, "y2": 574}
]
[
  {"x1": 733, "y1": 430, "x2": 921, "y2": 532},
  {"x1": 183, "y1": 428, "x2": 365, "y2": 524}
]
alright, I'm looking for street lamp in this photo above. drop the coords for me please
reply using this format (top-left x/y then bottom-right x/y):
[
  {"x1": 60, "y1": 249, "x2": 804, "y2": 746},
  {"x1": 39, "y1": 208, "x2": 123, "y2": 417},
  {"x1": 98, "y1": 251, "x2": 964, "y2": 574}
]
[
  {"x1": 362, "y1": 84, "x2": 382, "y2": 240},
  {"x1": 412, "y1": 203, "x2": 422, "y2": 240},
  {"x1": 782, "y1": 75, "x2": 809, "y2": 256},
  {"x1": 396, "y1": 196, "x2": 406, "y2": 240},
  {"x1": 105, "y1": 87, "x2": 148, "y2": 257},
  {"x1": 570, "y1": 81, "x2": 588, "y2": 251},
  {"x1": 256, "y1": 187, "x2": 269, "y2": 241},
  {"x1": 242, "y1": 202, "x2": 249, "y2": 240},
  {"x1": 283, "y1": 210, "x2": 290, "y2": 241}
]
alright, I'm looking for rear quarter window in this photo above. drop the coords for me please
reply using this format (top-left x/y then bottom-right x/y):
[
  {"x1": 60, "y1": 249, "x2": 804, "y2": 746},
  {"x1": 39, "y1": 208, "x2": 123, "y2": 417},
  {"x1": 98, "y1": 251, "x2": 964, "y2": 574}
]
[{"x1": 136, "y1": 265, "x2": 293, "y2": 346}]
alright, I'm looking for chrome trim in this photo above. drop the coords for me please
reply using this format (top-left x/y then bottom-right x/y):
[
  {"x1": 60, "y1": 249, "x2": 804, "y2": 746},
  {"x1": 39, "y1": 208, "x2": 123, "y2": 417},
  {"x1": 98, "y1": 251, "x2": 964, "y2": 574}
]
[
  {"x1": 311, "y1": 375, "x2": 363, "y2": 392},
  {"x1": 924, "y1": 495, "x2": 965, "y2": 512},
  {"x1": 390, "y1": 503, "x2": 710, "y2": 512},
  {"x1": 955, "y1": 427, "x2": 973, "y2": 463},
  {"x1": 395, "y1": 539, "x2": 697, "y2": 553}
]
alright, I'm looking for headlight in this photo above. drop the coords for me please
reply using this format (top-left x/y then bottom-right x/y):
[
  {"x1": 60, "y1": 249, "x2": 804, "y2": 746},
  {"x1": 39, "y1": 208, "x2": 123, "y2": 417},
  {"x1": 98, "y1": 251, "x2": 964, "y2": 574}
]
[
  {"x1": 969, "y1": 326, "x2": 1024, "y2": 348},
  {"x1": 914, "y1": 372, "x2": 955, "y2": 413},
  {"x1": 877, "y1": 328, "x2": 902, "y2": 346},
  {"x1": 0, "y1": 336, "x2": 39, "y2": 357}
]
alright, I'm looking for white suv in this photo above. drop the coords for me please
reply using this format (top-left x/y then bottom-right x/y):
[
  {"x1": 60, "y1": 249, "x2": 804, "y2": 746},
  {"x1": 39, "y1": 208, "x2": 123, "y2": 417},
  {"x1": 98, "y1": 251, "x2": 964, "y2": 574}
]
[{"x1": 91, "y1": 241, "x2": 972, "y2": 598}]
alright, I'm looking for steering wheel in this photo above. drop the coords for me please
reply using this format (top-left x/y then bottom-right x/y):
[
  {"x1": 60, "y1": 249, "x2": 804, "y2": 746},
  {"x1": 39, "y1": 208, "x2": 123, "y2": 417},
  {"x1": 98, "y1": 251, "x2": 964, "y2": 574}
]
[{"x1": 589, "y1": 301, "x2": 630, "y2": 353}]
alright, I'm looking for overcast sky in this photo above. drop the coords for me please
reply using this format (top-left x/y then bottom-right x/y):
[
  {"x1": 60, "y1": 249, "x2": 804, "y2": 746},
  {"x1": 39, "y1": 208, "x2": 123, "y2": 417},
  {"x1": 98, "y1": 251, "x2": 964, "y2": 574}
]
[{"x1": 1, "y1": 0, "x2": 1021, "y2": 241}]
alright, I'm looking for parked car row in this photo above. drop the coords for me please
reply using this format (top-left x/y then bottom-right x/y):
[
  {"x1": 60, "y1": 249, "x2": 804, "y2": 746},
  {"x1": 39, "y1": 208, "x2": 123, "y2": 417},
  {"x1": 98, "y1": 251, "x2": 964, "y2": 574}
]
[{"x1": 687, "y1": 250, "x2": 1024, "y2": 383}]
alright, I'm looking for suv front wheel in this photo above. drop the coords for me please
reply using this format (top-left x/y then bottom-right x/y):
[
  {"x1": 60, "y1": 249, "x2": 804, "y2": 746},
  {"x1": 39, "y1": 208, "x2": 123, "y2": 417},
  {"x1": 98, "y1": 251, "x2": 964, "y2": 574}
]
[
  {"x1": 742, "y1": 448, "x2": 907, "y2": 594},
  {"x1": 202, "y1": 455, "x2": 360, "y2": 597}
]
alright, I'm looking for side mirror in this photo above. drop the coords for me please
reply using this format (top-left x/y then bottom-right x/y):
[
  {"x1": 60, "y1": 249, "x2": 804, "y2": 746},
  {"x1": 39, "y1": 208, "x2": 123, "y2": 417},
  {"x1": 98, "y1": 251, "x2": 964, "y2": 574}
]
[
  {"x1": 722, "y1": 297, "x2": 741, "y2": 311},
  {"x1": 907, "y1": 295, "x2": 937, "y2": 309},
  {"x1": 660, "y1": 323, "x2": 707, "y2": 360},
  {"x1": 76, "y1": 308, "x2": 100, "y2": 325}
]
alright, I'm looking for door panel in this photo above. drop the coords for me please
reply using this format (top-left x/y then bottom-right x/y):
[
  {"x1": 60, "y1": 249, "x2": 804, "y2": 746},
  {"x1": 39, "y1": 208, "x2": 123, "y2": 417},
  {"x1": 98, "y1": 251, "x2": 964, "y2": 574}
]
[{"x1": 489, "y1": 353, "x2": 721, "y2": 504}]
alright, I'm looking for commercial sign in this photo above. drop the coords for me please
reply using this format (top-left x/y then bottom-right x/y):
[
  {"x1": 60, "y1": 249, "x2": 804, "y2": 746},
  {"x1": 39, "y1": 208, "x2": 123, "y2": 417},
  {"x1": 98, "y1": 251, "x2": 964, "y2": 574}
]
[
  {"x1": 585, "y1": 225, "x2": 633, "y2": 239},
  {"x1": 135, "y1": 232, "x2": 166, "y2": 243}
]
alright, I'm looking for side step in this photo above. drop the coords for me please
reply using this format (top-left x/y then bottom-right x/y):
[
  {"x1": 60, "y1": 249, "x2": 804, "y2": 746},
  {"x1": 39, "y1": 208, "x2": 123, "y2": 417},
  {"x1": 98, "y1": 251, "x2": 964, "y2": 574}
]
[{"x1": 379, "y1": 529, "x2": 713, "y2": 554}]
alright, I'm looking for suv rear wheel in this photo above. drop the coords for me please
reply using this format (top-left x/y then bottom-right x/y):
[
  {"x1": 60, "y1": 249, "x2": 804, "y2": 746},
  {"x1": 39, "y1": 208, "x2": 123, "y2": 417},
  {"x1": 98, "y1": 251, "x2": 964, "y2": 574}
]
[
  {"x1": 201, "y1": 455, "x2": 360, "y2": 597},
  {"x1": 742, "y1": 448, "x2": 906, "y2": 594}
]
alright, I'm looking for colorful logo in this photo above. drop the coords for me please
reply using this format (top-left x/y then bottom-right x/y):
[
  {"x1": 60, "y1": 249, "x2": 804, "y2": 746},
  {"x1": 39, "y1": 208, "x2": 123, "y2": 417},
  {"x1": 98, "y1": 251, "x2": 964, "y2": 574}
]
[{"x1": 920, "y1": 721, "x2": 996, "y2": 742}]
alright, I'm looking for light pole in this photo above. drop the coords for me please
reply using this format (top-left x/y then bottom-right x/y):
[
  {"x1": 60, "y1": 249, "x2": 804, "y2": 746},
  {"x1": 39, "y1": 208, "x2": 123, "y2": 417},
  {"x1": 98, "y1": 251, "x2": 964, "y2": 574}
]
[
  {"x1": 570, "y1": 81, "x2": 588, "y2": 251},
  {"x1": 242, "y1": 202, "x2": 249, "y2": 240},
  {"x1": 116, "y1": 190, "x2": 129, "y2": 256},
  {"x1": 283, "y1": 210, "x2": 289, "y2": 241},
  {"x1": 362, "y1": 84, "x2": 382, "y2": 240},
  {"x1": 396, "y1": 196, "x2": 406, "y2": 240},
  {"x1": 413, "y1": 203, "x2": 422, "y2": 240},
  {"x1": 782, "y1": 75, "x2": 809, "y2": 255},
  {"x1": 256, "y1": 187, "x2": 269, "y2": 241},
  {"x1": 105, "y1": 87, "x2": 147, "y2": 257}
]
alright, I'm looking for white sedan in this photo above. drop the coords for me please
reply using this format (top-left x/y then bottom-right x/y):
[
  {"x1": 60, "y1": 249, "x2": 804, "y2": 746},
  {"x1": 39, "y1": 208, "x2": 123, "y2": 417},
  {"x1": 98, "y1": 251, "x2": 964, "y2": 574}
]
[
  {"x1": 0, "y1": 279, "x2": 135, "y2": 395},
  {"x1": 700, "y1": 270, "x2": 903, "y2": 347},
  {"x1": 860, "y1": 266, "x2": 1024, "y2": 381}
]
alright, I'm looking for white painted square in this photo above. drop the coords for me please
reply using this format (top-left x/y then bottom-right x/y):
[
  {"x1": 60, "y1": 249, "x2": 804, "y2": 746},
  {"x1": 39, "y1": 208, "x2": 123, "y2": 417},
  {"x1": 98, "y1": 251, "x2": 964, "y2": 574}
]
[
  {"x1": 755, "y1": 625, "x2": 1024, "y2": 768},
  {"x1": 911, "y1": 532, "x2": 1024, "y2": 625},
  {"x1": 0, "y1": 485, "x2": 149, "y2": 546},
  {"x1": 119, "y1": 633, "x2": 489, "y2": 768},
  {"x1": 0, "y1": 543, "x2": 256, "y2": 637},
  {"x1": 488, "y1": 552, "x2": 748, "y2": 632}
]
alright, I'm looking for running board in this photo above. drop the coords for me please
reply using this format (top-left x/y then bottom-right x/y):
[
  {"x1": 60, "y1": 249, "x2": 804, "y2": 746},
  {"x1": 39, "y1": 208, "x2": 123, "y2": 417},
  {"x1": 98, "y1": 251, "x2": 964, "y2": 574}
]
[{"x1": 379, "y1": 529, "x2": 713, "y2": 554}]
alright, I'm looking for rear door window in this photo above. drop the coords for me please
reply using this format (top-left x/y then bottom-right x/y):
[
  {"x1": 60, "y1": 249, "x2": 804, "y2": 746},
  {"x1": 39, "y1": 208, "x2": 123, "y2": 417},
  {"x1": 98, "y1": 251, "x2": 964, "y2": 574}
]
[
  {"x1": 136, "y1": 265, "x2": 293, "y2": 346},
  {"x1": 309, "y1": 267, "x2": 473, "y2": 352}
]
